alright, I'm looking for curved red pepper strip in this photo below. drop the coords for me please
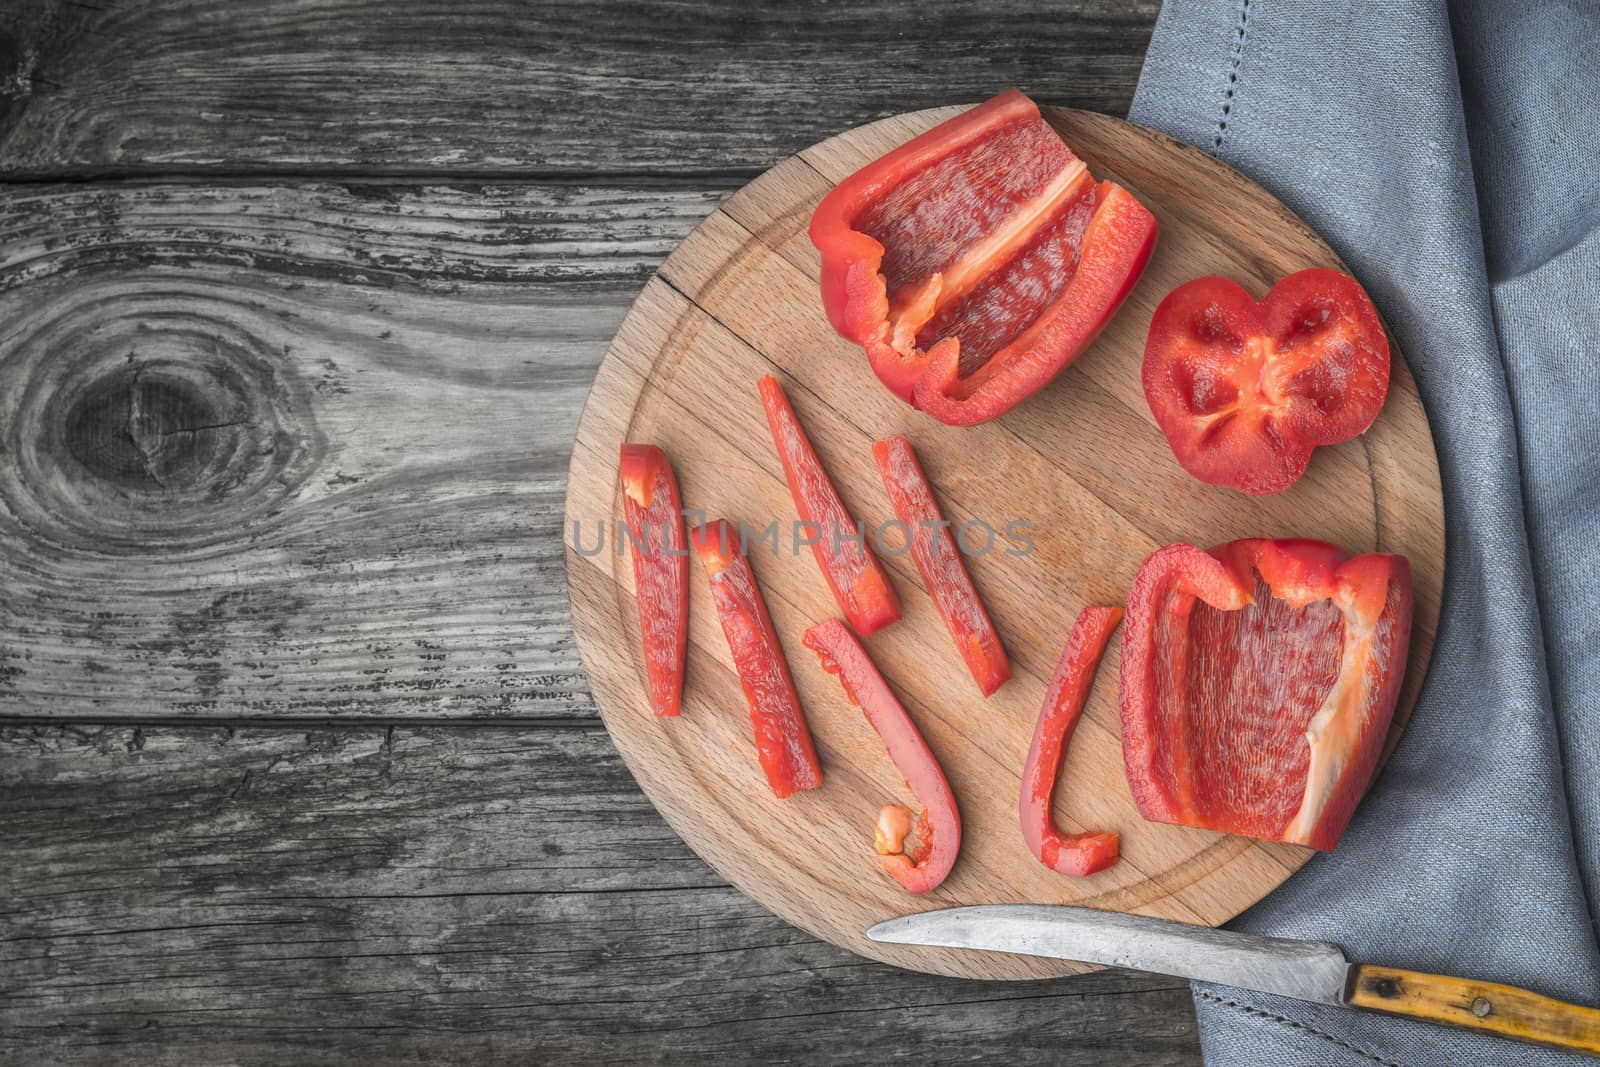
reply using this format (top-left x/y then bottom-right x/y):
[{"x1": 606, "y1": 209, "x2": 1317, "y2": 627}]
[
  {"x1": 693, "y1": 520, "x2": 822, "y2": 798},
  {"x1": 802, "y1": 618, "x2": 959, "y2": 894},
  {"x1": 871, "y1": 435, "x2": 1010, "y2": 696},
  {"x1": 1021, "y1": 607, "x2": 1123, "y2": 876},
  {"x1": 759, "y1": 375, "x2": 901, "y2": 634},
  {"x1": 619, "y1": 444, "x2": 688, "y2": 718}
]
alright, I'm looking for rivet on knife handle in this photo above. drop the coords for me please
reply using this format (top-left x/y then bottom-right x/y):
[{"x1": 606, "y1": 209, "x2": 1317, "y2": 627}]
[{"x1": 1348, "y1": 964, "x2": 1600, "y2": 1057}]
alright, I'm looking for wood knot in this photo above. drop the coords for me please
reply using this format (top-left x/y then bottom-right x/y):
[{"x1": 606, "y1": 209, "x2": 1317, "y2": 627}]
[
  {"x1": 64, "y1": 365, "x2": 241, "y2": 490},
  {"x1": 2, "y1": 298, "x2": 322, "y2": 553}
]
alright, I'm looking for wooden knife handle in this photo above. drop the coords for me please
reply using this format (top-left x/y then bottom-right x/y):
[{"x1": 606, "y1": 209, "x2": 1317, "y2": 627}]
[{"x1": 1349, "y1": 964, "x2": 1600, "y2": 1057}]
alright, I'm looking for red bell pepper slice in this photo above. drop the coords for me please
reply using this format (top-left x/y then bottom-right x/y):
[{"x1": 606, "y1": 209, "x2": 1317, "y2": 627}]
[
  {"x1": 802, "y1": 618, "x2": 960, "y2": 894},
  {"x1": 693, "y1": 520, "x2": 823, "y2": 798},
  {"x1": 1020, "y1": 606, "x2": 1122, "y2": 876},
  {"x1": 809, "y1": 89, "x2": 1157, "y2": 426},
  {"x1": 871, "y1": 435, "x2": 1009, "y2": 696},
  {"x1": 1142, "y1": 269, "x2": 1391, "y2": 495},
  {"x1": 759, "y1": 375, "x2": 901, "y2": 634},
  {"x1": 619, "y1": 444, "x2": 688, "y2": 718},
  {"x1": 1119, "y1": 539, "x2": 1412, "y2": 851}
]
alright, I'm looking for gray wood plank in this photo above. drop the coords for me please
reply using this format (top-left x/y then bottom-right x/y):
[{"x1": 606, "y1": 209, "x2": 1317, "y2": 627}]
[
  {"x1": 0, "y1": 724, "x2": 1201, "y2": 1064},
  {"x1": 0, "y1": 0, "x2": 1159, "y2": 178},
  {"x1": 0, "y1": 3, "x2": 1196, "y2": 1059},
  {"x1": 0, "y1": 179, "x2": 735, "y2": 721}
]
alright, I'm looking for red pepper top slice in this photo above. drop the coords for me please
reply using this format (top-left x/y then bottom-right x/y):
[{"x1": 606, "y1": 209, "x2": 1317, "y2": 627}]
[
  {"x1": 802, "y1": 618, "x2": 960, "y2": 894},
  {"x1": 871, "y1": 435, "x2": 1009, "y2": 696},
  {"x1": 693, "y1": 520, "x2": 823, "y2": 799},
  {"x1": 810, "y1": 89, "x2": 1156, "y2": 425},
  {"x1": 1142, "y1": 269, "x2": 1390, "y2": 495},
  {"x1": 619, "y1": 444, "x2": 689, "y2": 718},
  {"x1": 1119, "y1": 539, "x2": 1412, "y2": 850},
  {"x1": 759, "y1": 375, "x2": 901, "y2": 634}
]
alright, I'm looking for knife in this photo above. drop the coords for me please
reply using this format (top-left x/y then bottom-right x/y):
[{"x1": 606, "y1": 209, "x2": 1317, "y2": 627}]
[{"x1": 869, "y1": 904, "x2": 1600, "y2": 1057}]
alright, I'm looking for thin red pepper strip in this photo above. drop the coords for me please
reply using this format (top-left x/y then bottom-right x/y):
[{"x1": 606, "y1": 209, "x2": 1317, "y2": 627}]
[
  {"x1": 1119, "y1": 539, "x2": 1412, "y2": 851},
  {"x1": 809, "y1": 89, "x2": 1157, "y2": 425},
  {"x1": 759, "y1": 375, "x2": 901, "y2": 634},
  {"x1": 693, "y1": 520, "x2": 822, "y2": 798},
  {"x1": 1020, "y1": 606, "x2": 1122, "y2": 877},
  {"x1": 871, "y1": 435, "x2": 1010, "y2": 696},
  {"x1": 619, "y1": 444, "x2": 688, "y2": 718},
  {"x1": 802, "y1": 618, "x2": 959, "y2": 894}
]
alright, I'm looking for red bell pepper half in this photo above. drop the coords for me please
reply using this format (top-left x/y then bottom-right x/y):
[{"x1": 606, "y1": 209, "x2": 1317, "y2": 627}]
[
  {"x1": 871, "y1": 435, "x2": 1010, "y2": 696},
  {"x1": 802, "y1": 618, "x2": 960, "y2": 894},
  {"x1": 1142, "y1": 269, "x2": 1391, "y2": 495},
  {"x1": 809, "y1": 89, "x2": 1157, "y2": 426},
  {"x1": 693, "y1": 520, "x2": 823, "y2": 798},
  {"x1": 759, "y1": 375, "x2": 901, "y2": 634},
  {"x1": 1119, "y1": 539, "x2": 1412, "y2": 851},
  {"x1": 1020, "y1": 606, "x2": 1122, "y2": 876},
  {"x1": 619, "y1": 444, "x2": 688, "y2": 718}
]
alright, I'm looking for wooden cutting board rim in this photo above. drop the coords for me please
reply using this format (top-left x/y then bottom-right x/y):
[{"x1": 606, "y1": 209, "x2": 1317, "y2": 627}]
[{"x1": 563, "y1": 104, "x2": 1445, "y2": 980}]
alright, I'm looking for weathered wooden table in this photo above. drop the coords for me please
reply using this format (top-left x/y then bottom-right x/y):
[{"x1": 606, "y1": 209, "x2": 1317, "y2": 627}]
[{"x1": 0, "y1": 2, "x2": 1203, "y2": 1062}]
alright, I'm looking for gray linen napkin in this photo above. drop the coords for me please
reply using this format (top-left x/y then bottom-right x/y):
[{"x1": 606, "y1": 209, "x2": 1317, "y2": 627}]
[{"x1": 1130, "y1": 1, "x2": 1600, "y2": 1063}]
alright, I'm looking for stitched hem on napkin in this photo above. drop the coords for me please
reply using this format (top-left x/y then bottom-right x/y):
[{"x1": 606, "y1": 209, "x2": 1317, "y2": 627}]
[{"x1": 1195, "y1": 992, "x2": 1407, "y2": 1067}]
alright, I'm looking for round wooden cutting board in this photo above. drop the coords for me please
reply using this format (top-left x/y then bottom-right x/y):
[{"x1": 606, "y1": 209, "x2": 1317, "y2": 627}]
[{"x1": 564, "y1": 106, "x2": 1444, "y2": 980}]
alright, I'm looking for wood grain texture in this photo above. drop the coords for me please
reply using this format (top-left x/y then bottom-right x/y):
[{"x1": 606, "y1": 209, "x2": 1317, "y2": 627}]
[
  {"x1": 1349, "y1": 964, "x2": 1600, "y2": 1057},
  {"x1": 0, "y1": 179, "x2": 736, "y2": 721},
  {"x1": 0, "y1": 724, "x2": 1199, "y2": 1066},
  {"x1": 0, "y1": 0, "x2": 1158, "y2": 178},
  {"x1": 0, "y1": 0, "x2": 1209, "y2": 1058},
  {"x1": 566, "y1": 108, "x2": 1445, "y2": 979}
]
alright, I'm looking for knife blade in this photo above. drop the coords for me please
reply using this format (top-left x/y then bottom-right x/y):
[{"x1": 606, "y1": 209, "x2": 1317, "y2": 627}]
[
  {"x1": 867, "y1": 904, "x2": 1600, "y2": 1057},
  {"x1": 869, "y1": 904, "x2": 1350, "y2": 1004}
]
